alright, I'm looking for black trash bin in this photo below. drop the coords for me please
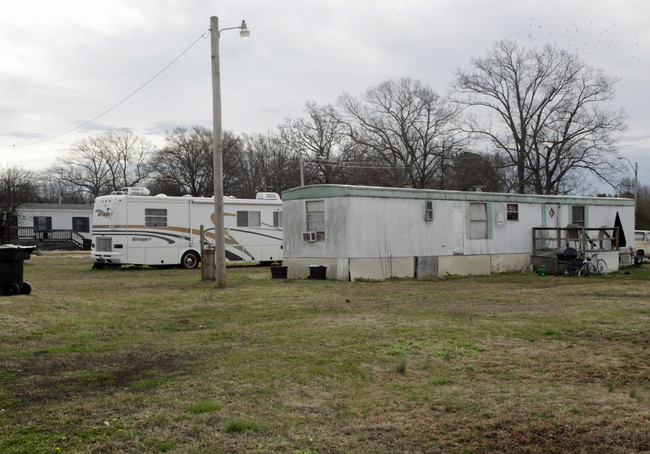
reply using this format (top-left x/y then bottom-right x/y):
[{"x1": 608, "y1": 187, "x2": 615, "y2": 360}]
[
  {"x1": 270, "y1": 265, "x2": 288, "y2": 279},
  {"x1": 0, "y1": 244, "x2": 35, "y2": 296},
  {"x1": 309, "y1": 265, "x2": 327, "y2": 280}
]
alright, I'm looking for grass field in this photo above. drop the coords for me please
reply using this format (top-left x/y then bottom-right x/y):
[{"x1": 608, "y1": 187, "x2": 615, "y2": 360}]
[{"x1": 0, "y1": 255, "x2": 648, "y2": 453}]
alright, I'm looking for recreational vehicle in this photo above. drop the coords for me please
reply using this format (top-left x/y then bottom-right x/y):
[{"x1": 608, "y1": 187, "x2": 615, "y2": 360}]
[{"x1": 91, "y1": 188, "x2": 283, "y2": 269}]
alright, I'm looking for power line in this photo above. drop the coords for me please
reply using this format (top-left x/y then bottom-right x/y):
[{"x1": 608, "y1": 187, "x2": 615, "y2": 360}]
[
  {"x1": 5, "y1": 30, "x2": 209, "y2": 149},
  {"x1": 307, "y1": 159, "x2": 412, "y2": 170},
  {"x1": 617, "y1": 140, "x2": 650, "y2": 148}
]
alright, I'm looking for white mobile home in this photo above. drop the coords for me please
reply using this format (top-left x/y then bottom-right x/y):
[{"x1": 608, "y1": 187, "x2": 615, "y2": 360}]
[
  {"x1": 91, "y1": 188, "x2": 283, "y2": 269},
  {"x1": 281, "y1": 185, "x2": 635, "y2": 280},
  {"x1": 14, "y1": 203, "x2": 93, "y2": 248}
]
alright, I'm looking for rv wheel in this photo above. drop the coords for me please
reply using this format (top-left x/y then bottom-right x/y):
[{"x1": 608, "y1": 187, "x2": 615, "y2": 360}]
[{"x1": 181, "y1": 250, "x2": 200, "y2": 269}]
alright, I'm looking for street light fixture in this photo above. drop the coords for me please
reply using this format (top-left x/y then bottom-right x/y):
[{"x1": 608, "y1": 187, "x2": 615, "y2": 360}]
[{"x1": 210, "y1": 16, "x2": 249, "y2": 287}]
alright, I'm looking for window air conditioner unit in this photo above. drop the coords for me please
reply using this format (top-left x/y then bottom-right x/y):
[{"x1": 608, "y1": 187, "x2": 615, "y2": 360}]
[{"x1": 302, "y1": 231, "x2": 317, "y2": 242}]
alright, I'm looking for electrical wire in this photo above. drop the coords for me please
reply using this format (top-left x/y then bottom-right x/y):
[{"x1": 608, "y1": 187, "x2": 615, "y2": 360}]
[
  {"x1": 5, "y1": 30, "x2": 209, "y2": 148},
  {"x1": 307, "y1": 159, "x2": 412, "y2": 170}
]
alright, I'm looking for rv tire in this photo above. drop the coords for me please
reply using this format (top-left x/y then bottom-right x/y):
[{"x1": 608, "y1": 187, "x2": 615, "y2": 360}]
[{"x1": 181, "y1": 250, "x2": 200, "y2": 269}]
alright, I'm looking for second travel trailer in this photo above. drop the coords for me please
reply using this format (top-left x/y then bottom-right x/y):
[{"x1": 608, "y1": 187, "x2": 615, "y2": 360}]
[{"x1": 91, "y1": 188, "x2": 283, "y2": 269}]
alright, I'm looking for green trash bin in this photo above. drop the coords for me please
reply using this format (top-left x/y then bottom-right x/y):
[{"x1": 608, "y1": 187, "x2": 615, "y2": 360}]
[{"x1": 0, "y1": 244, "x2": 35, "y2": 296}]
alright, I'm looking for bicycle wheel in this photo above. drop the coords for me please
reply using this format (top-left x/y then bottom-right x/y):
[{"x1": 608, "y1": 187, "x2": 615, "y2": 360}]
[
  {"x1": 578, "y1": 262, "x2": 591, "y2": 277},
  {"x1": 596, "y1": 259, "x2": 608, "y2": 276}
]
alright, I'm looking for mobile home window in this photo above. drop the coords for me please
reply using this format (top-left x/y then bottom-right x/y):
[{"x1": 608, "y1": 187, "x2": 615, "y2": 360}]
[
  {"x1": 72, "y1": 217, "x2": 90, "y2": 233},
  {"x1": 306, "y1": 200, "x2": 325, "y2": 231},
  {"x1": 33, "y1": 216, "x2": 52, "y2": 231},
  {"x1": 273, "y1": 211, "x2": 282, "y2": 228},
  {"x1": 145, "y1": 208, "x2": 167, "y2": 227},
  {"x1": 506, "y1": 204, "x2": 519, "y2": 221},
  {"x1": 572, "y1": 206, "x2": 585, "y2": 226},
  {"x1": 237, "y1": 211, "x2": 261, "y2": 227},
  {"x1": 424, "y1": 201, "x2": 433, "y2": 221},
  {"x1": 469, "y1": 203, "x2": 488, "y2": 239}
]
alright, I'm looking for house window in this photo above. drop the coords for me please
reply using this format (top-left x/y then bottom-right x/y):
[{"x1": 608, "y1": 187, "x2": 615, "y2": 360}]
[
  {"x1": 33, "y1": 216, "x2": 52, "y2": 231},
  {"x1": 506, "y1": 204, "x2": 519, "y2": 221},
  {"x1": 424, "y1": 201, "x2": 433, "y2": 221},
  {"x1": 237, "y1": 211, "x2": 261, "y2": 227},
  {"x1": 306, "y1": 200, "x2": 325, "y2": 231},
  {"x1": 72, "y1": 217, "x2": 90, "y2": 233},
  {"x1": 572, "y1": 206, "x2": 585, "y2": 226},
  {"x1": 145, "y1": 208, "x2": 167, "y2": 227},
  {"x1": 273, "y1": 211, "x2": 282, "y2": 228},
  {"x1": 469, "y1": 203, "x2": 488, "y2": 239}
]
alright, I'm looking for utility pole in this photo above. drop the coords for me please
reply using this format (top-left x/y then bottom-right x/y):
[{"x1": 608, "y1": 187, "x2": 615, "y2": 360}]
[
  {"x1": 634, "y1": 161, "x2": 638, "y2": 229},
  {"x1": 210, "y1": 16, "x2": 249, "y2": 287},
  {"x1": 211, "y1": 16, "x2": 227, "y2": 287}
]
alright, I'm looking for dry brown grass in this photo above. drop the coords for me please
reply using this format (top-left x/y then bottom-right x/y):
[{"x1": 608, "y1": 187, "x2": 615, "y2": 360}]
[{"x1": 0, "y1": 255, "x2": 648, "y2": 453}]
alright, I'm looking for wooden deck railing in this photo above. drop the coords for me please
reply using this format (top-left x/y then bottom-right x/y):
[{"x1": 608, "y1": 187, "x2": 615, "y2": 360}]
[
  {"x1": 532, "y1": 226, "x2": 619, "y2": 257},
  {"x1": 8, "y1": 227, "x2": 89, "y2": 249}
]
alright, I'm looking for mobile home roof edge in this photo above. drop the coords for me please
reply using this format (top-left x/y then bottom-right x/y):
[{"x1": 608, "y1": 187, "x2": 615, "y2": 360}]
[{"x1": 282, "y1": 184, "x2": 635, "y2": 206}]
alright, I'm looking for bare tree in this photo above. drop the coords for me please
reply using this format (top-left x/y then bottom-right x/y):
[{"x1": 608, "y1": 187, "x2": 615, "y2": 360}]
[
  {"x1": 338, "y1": 78, "x2": 463, "y2": 189},
  {"x1": 36, "y1": 174, "x2": 89, "y2": 204},
  {"x1": 280, "y1": 102, "x2": 355, "y2": 185},
  {"x1": 0, "y1": 165, "x2": 37, "y2": 243},
  {"x1": 449, "y1": 151, "x2": 507, "y2": 192},
  {"x1": 221, "y1": 131, "x2": 246, "y2": 197},
  {"x1": 50, "y1": 129, "x2": 155, "y2": 199},
  {"x1": 103, "y1": 129, "x2": 152, "y2": 191},
  {"x1": 150, "y1": 126, "x2": 213, "y2": 196},
  {"x1": 234, "y1": 132, "x2": 301, "y2": 198},
  {"x1": 50, "y1": 136, "x2": 111, "y2": 199},
  {"x1": 619, "y1": 178, "x2": 649, "y2": 229},
  {"x1": 454, "y1": 40, "x2": 626, "y2": 195}
]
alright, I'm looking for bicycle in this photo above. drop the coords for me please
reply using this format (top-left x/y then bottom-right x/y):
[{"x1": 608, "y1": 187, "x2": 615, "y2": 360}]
[{"x1": 577, "y1": 253, "x2": 608, "y2": 276}]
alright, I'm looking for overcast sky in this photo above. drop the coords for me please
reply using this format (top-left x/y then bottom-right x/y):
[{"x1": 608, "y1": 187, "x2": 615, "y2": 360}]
[{"x1": 1, "y1": 0, "x2": 649, "y2": 193}]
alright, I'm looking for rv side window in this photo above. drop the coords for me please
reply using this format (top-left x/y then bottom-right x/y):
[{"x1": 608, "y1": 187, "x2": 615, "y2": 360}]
[
  {"x1": 273, "y1": 211, "x2": 282, "y2": 228},
  {"x1": 306, "y1": 200, "x2": 325, "y2": 231},
  {"x1": 424, "y1": 201, "x2": 433, "y2": 221},
  {"x1": 572, "y1": 206, "x2": 585, "y2": 226},
  {"x1": 145, "y1": 208, "x2": 167, "y2": 227},
  {"x1": 469, "y1": 203, "x2": 488, "y2": 239},
  {"x1": 237, "y1": 211, "x2": 261, "y2": 227},
  {"x1": 506, "y1": 204, "x2": 519, "y2": 221}
]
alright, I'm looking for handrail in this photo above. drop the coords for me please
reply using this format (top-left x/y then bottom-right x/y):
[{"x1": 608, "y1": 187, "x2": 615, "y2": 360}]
[
  {"x1": 7, "y1": 227, "x2": 89, "y2": 249},
  {"x1": 532, "y1": 226, "x2": 619, "y2": 256}
]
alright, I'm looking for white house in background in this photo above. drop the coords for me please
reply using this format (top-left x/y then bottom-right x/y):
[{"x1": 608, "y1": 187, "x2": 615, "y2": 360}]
[
  {"x1": 281, "y1": 184, "x2": 635, "y2": 281},
  {"x1": 15, "y1": 203, "x2": 94, "y2": 247},
  {"x1": 18, "y1": 203, "x2": 93, "y2": 236}
]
